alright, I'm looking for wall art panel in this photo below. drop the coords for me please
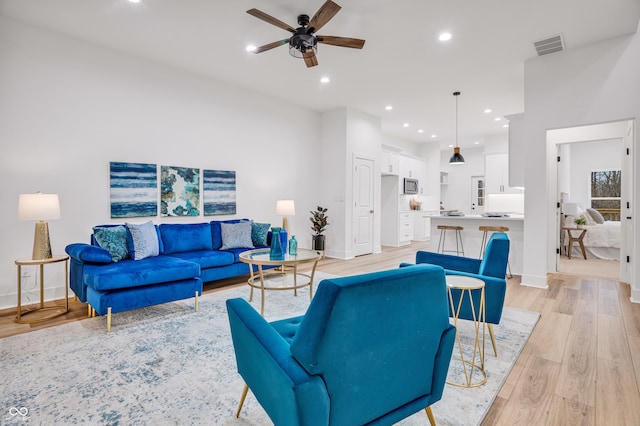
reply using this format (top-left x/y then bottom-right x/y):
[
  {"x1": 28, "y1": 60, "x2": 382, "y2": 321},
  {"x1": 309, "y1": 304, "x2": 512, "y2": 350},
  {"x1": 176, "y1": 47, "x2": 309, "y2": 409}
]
[
  {"x1": 203, "y1": 169, "x2": 236, "y2": 216},
  {"x1": 161, "y1": 165, "x2": 200, "y2": 216},
  {"x1": 110, "y1": 162, "x2": 158, "y2": 218}
]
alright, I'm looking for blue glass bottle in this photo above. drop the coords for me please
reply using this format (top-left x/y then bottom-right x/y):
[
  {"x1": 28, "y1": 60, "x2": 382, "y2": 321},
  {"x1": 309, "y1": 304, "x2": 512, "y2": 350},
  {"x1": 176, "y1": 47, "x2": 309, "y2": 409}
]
[
  {"x1": 270, "y1": 227, "x2": 284, "y2": 260},
  {"x1": 289, "y1": 235, "x2": 298, "y2": 256}
]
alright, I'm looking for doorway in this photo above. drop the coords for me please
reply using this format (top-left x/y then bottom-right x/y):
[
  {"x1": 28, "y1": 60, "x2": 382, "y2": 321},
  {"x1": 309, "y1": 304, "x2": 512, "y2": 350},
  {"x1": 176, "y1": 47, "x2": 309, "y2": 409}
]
[
  {"x1": 353, "y1": 155, "x2": 374, "y2": 256},
  {"x1": 547, "y1": 120, "x2": 634, "y2": 284}
]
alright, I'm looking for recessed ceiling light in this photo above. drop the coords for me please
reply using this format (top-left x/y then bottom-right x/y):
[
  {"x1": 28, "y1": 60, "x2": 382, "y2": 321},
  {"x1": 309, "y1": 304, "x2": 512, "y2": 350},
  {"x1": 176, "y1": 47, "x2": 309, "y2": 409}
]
[
  {"x1": 431, "y1": 134, "x2": 437, "y2": 138},
  {"x1": 418, "y1": 129, "x2": 424, "y2": 133},
  {"x1": 320, "y1": 76, "x2": 330, "y2": 84},
  {"x1": 385, "y1": 105, "x2": 393, "y2": 111},
  {"x1": 439, "y1": 32, "x2": 452, "y2": 41},
  {"x1": 403, "y1": 123, "x2": 409, "y2": 128},
  {"x1": 503, "y1": 124, "x2": 509, "y2": 128},
  {"x1": 246, "y1": 45, "x2": 257, "y2": 52},
  {"x1": 474, "y1": 141, "x2": 480, "y2": 145},
  {"x1": 494, "y1": 117, "x2": 502, "y2": 121},
  {"x1": 448, "y1": 144, "x2": 454, "y2": 148},
  {"x1": 484, "y1": 109, "x2": 492, "y2": 114},
  {"x1": 128, "y1": 0, "x2": 141, "y2": 3}
]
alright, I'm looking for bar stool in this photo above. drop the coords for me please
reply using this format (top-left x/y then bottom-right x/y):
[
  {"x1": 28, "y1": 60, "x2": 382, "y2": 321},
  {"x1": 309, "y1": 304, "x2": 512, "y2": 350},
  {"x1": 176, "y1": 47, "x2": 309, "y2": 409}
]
[
  {"x1": 479, "y1": 226, "x2": 512, "y2": 278},
  {"x1": 437, "y1": 225, "x2": 465, "y2": 256}
]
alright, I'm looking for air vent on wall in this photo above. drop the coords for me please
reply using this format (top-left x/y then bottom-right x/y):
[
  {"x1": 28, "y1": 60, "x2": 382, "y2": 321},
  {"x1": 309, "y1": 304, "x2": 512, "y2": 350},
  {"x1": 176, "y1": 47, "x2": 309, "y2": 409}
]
[{"x1": 533, "y1": 34, "x2": 565, "y2": 56}]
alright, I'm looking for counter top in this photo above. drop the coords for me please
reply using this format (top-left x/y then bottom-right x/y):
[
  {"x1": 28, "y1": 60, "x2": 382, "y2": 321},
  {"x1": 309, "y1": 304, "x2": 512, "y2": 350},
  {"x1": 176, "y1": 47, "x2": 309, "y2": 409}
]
[{"x1": 432, "y1": 214, "x2": 524, "y2": 221}]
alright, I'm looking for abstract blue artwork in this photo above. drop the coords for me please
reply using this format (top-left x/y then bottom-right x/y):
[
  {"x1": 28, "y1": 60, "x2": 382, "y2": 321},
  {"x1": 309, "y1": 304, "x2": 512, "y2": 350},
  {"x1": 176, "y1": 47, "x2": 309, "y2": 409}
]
[
  {"x1": 203, "y1": 169, "x2": 236, "y2": 216},
  {"x1": 161, "y1": 165, "x2": 200, "y2": 216},
  {"x1": 110, "y1": 162, "x2": 158, "y2": 218}
]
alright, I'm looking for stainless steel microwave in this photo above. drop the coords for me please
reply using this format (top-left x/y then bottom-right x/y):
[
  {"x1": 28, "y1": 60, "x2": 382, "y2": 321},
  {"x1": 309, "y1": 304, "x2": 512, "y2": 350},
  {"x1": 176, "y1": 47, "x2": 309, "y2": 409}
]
[{"x1": 403, "y1": 178, "x2": 419, "y2": 194}]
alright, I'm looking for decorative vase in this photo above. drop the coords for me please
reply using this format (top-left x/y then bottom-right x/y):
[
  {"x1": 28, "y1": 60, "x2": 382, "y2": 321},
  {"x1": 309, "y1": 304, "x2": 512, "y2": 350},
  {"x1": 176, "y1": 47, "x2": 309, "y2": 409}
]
[
  {"x1": 270, "y1": 227, "x2": 284, "y2": 260},
  {"x1": 288, "y1": 235, "x2": 298, "y2": 256},
  {"x1": 312, "y1": 234, "x2": 325, "y2": 251}
]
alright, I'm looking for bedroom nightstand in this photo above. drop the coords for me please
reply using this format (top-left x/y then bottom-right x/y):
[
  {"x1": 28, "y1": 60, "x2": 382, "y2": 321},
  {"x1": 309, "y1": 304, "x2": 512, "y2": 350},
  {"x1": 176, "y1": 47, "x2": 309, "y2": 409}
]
[
  {"x1": 15, "y1": 255, "x2": 69, "y2": 323},
  {"x1": 561, "y1": 228, "x2": 587, "y2": 260}
]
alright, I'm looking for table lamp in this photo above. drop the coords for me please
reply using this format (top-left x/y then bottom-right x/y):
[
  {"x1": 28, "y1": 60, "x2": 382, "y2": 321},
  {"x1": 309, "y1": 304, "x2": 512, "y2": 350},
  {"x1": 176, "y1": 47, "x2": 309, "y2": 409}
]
[
  {"x1": 18, "y1": 192, "x2": 61, "y2": 260},
  {"x1": 560, "y1": 202, "x2": 580, "y2": 217},
  {"x1": 276, "y1": 199, "x2": 295, "y2": 235}
]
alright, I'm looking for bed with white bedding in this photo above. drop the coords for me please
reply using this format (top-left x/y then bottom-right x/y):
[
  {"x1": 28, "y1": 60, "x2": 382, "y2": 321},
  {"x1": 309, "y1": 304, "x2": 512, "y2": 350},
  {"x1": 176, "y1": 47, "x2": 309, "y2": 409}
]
[{"x1": 572, "y1": 221, "x2": 621, "y2": 260}]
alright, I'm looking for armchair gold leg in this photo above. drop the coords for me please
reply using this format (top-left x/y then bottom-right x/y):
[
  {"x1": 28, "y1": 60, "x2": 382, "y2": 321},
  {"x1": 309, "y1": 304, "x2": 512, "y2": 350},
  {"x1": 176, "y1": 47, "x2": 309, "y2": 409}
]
[
  {"x1": 235, "y1": 384, "x2": 249, "y2": 419},
  {"x1": 195, "y1": 291, "x2": 199, "y2": 312},
  {"x1": 107, "y1": 307, "x2": 112, "y2": 333},
  {"x1": 488, "y1": 324, "x2": 498, "y2": 357},
  {"x1": 87, "y1": 304, "x2": 91, "y2": 317},
  {"x1": 425, "y1": 406, "x2": 436, "y2": 426}
]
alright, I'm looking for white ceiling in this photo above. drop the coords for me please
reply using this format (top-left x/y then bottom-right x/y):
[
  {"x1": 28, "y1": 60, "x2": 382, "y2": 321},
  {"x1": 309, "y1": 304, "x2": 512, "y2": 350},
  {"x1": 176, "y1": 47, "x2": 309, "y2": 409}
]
[{"x1": 1, "y1": 0, "x2": 639, "y2": 150}]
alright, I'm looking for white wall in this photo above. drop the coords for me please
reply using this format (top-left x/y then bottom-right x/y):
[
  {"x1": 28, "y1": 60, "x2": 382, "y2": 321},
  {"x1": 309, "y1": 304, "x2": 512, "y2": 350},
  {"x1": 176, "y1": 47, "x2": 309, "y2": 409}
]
[
  {"x1": 568, "y1": 139, "x2": 622, "y2": 208},
  {"x1": 523, "y1": 31, "x2": 640, "y2": 295},
  {"x1": 0, "y1": 17, "x2": 323, "y2": 308}
]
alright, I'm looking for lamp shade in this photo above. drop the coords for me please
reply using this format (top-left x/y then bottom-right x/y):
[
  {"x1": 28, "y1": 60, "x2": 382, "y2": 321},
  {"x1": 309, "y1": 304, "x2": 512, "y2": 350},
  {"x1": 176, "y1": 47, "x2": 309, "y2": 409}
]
[
  {"x1": 18, "y1": 193, "x2": 61, "y2": 221},
  {"x1": 276, "y1": 199, "x2": 296, "y2": 216},
  {"x1": 449, "y1": 147, "x2": 465, "y2": 164},
  {"x1": 561, "y1": 202, "x2": 580, "y2": 216}
]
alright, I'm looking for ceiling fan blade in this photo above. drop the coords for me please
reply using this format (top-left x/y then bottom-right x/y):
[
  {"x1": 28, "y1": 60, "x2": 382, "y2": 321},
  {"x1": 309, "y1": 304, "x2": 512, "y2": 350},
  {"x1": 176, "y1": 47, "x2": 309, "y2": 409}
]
[
  {"x1": 307, "y1": 0, "x2": 341, "y2": 33},
  {"x1": 247, "y1": 8, "x2": 296, "y2": 33},
  {"x1": 303, "y1": 51, "x2": 319, "y2": 67},
  {"x1": 254, "y1": 39, "x2": 290, "y2": 54},
  {"x1": 317, "y1": 36, "x2": 365, "y2": 49}
]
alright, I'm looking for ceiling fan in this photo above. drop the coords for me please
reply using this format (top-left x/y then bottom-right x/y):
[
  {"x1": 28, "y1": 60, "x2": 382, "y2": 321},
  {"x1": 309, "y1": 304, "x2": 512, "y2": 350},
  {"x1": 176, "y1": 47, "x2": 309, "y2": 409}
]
[{"x1": 246, "y1": 0, "x2": 366, "y2": 68}]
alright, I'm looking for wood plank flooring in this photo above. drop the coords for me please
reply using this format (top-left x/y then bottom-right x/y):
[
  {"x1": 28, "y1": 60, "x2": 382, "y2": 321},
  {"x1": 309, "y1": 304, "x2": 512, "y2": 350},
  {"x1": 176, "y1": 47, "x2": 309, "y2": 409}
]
[{"x1": 2, "y1": 241, "x2": 640, "y2": 424}]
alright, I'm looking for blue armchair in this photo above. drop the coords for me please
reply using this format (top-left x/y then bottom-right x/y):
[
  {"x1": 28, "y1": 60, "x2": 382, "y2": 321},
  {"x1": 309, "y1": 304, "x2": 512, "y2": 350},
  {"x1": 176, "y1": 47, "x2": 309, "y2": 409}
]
[
  {"x1": 413, "y1": 232, "x2": 509, "y2": 356},
  {"x1": 227, "y1": 264, "x2": 456, "y2": 425}
]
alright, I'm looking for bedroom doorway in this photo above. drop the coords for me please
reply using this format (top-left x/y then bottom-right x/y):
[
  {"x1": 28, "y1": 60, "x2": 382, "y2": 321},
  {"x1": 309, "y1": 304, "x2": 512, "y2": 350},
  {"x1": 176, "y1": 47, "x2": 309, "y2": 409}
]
[{"x1": 548, "y1": 120, "x2": 634, "y2": 283}]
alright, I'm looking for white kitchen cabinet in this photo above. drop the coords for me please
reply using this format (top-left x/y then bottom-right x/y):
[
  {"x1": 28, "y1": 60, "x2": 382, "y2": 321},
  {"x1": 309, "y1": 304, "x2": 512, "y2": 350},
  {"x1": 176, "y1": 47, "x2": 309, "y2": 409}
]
[
  {"x1": 412, "y1": 211, "x2": 433, "y2": 241},
  {"x1": 485, "y1": 154, "x2": 522, "y2": 194},
  {"x1": 398, "y1": 211, "x2": 414, "y2": 244},
  {"x1": 399, "y1": 155, "x2": 427, "y2": 195},
  {"x1": 381, "y1": 150, "x2": 399, "y2": 175}
]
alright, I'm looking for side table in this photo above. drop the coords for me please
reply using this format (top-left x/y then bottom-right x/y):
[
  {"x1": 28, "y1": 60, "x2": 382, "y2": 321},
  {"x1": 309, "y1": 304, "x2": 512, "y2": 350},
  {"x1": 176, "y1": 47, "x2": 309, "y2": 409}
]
[
  {"x1": 446, "y1": 275, "x2": 487, "y2": 388},
  {"x1": 15, "y1": 255, "x2": 69, "y2": 323},
  {"x1": 561, "y1": 227, "x2": 587, "y2": 259}
]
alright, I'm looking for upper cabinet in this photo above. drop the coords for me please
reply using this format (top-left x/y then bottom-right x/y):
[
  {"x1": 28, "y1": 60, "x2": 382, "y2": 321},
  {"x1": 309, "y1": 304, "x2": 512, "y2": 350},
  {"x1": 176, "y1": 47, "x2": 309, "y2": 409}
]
[
  {"x1": 381, "y1": 150, "x2": 399, "y2": 175},
  {"x1": 399, "y1": 155, "x2": 427, "y2": 195},
  {"x1": 485, "y1": 153, "x2": 522, "y2": 194}
]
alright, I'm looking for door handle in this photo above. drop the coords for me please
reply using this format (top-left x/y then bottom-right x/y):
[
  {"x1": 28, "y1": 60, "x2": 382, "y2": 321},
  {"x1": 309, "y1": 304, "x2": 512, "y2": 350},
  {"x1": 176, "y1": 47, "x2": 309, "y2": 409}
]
[{"x1": 370, "y1": 210, "x2": 374, "y2": 214}]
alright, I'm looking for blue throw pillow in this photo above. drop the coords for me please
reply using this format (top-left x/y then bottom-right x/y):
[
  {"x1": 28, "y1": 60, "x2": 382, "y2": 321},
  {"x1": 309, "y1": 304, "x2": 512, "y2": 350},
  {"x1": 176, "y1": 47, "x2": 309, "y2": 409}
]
[
  {"x1": 251, "y1": 222, "x2": 270, "y2": 247},
  {"x1": 125, "y1": 221, "x2": 160, "y2": 260},
  {"x1": 220, "y1": 221, "x2": 254, "y2": 250},
  {"x1": 93, "y1": 226, "x2": 129, "y2": 262}
]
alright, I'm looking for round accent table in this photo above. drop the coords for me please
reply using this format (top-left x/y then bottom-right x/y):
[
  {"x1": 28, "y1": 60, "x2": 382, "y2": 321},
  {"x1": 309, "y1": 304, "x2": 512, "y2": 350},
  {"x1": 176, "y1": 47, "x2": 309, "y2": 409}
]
[
  {"x1": 445, "y1": 274, "x2": 487, "y2": 388},
  {"x1": 15, "y1": 255, "x2": 69, "y2": 324},
  {"x1": 239, "y1": 248, "x2": 321, "y2": 316}
]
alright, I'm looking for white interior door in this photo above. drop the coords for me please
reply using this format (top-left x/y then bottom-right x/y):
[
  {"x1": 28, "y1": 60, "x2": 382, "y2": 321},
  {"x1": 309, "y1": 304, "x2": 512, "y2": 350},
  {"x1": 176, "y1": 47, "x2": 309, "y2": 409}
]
[
  {"x1": 353, "y1": 156, "x2": 374, "y2": 256},
  {"x1": 620, "y1": 121, "x2": 634, "y2": 283}
]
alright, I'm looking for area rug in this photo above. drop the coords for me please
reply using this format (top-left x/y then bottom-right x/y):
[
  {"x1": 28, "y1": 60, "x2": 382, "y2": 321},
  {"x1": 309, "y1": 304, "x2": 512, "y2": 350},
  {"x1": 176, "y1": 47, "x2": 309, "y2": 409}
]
[{"x1": 0, "y1": 272, "x2": 539, "y2": 425}]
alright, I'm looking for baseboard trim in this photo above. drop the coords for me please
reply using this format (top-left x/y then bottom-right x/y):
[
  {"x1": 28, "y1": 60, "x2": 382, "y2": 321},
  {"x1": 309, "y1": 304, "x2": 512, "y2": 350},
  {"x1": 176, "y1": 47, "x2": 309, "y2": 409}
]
[{"x1": 520, "y1": 274, "x2": 548, "y2": 289}]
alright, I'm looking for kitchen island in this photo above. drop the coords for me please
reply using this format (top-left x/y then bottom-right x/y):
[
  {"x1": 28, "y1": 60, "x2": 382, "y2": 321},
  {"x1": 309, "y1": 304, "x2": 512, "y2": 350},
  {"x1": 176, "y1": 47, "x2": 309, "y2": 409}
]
[{"x1": 430, "y1": 215, "x2": 524, "y2": 275}]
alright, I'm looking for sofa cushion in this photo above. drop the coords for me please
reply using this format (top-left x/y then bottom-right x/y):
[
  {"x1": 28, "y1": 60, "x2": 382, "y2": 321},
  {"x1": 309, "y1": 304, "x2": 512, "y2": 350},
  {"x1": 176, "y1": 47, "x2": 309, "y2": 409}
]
[
  {"x1": 220, "y1": 221, "x2": 254, "y2": 250},
  {"x1": 126, "y1": 221, "x2": 160, "y2": 260},
  {"x1": 251, "y1": 222, "x2": 271, "y2": 246},
  {"x1": 211, "y1": 219, "x2": 250, "y2": 250},
  {"x1": 167, "y1": 250, "x2": 235, "y2": 269},
  {"x1": 93, "y1": 225, "x2": 129, "y2": 262},
  {"x1": 159, "y1": 223, "x2": 213, "y2": 254},
  {"x1": 84, "y1": 255, "x2": 199, "y2": 291}
]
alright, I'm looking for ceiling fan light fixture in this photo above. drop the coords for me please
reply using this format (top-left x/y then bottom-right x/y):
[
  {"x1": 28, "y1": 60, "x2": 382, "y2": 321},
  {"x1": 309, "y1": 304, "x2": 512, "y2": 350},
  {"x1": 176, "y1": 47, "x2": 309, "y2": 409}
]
[
  {"x1": 289, "y1": 33, "x2": 317, "y2": 58},
  {"x1": 449, "y1": 91, "x2": 466, "y2": 165}
]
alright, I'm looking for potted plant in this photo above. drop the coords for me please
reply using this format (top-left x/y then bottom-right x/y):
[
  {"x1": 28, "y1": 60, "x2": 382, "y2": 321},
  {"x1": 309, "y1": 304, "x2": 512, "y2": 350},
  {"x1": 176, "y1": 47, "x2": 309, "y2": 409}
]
[
  {"x1": 309, "y1": 206, "x2": 329, "y2": 251},
  {"x1": 574, "y1": 217, "x2": 586, "y2": 228}
]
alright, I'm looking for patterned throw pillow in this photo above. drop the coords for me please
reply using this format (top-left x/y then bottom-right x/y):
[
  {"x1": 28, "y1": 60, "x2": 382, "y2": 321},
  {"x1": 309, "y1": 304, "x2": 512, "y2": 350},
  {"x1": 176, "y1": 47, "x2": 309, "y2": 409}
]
[
  {"x1": 251, "y1": 222, "x2": 271, "y2": 247},
  {"x1": 93, "y1": 226, "x2": 129, "y2": 262},
  {"x1": 125, "y1": 221, "x2": 160, "y2": 260},
  {"x1": 220, "y1": 221, "x2": 254, "y2": 250}
]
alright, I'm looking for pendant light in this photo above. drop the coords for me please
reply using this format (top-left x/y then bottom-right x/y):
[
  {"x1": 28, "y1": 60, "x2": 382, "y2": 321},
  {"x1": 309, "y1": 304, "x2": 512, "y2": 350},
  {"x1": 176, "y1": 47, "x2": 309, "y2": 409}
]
[{"x1": 449, "y1": 91, "x2": 466, "y2": 165}]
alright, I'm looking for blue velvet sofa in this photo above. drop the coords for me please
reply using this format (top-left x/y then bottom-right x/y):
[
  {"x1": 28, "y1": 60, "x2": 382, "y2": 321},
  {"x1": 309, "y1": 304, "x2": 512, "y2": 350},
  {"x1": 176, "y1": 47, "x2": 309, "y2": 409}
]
[{"x1": 66, "y1": 219, "x2": 285, "y2": 331}]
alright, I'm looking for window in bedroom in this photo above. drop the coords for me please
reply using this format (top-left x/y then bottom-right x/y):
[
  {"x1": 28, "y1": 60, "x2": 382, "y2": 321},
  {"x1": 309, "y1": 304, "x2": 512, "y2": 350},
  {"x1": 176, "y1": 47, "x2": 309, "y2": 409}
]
[{"x1": 590, "y1": 170, "x2": 621, "y2": 221}]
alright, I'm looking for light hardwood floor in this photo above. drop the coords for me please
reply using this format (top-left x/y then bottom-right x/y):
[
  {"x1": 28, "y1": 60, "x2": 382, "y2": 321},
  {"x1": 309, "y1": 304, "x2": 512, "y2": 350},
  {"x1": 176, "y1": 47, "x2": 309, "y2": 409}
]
[{"x1": 2, "y1": 241, "x2": 640, "y2": 424}]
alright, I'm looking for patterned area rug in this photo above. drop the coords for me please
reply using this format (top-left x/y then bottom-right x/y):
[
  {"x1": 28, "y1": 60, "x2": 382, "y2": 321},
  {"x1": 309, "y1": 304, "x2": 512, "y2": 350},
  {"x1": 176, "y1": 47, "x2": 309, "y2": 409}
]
[{"x1": 1, "y1": 272, "x2": 539, "y2": 425}]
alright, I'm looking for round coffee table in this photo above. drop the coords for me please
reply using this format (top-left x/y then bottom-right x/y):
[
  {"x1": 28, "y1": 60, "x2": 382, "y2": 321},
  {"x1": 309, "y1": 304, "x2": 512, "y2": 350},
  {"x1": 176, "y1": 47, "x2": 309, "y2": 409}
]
[
  {"x1": 239, "y1": 248, "x2": 321, "y2": 316},
  {"x1": 445, "y1": 275, "x2": 487, "y2": 388}
]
